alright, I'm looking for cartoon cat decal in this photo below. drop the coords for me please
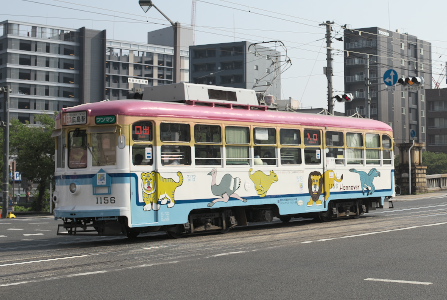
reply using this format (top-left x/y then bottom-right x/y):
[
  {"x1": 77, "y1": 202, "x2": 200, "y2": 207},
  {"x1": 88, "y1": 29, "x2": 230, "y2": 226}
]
[
  {"x1": 141, "y1": 171, "x2": 183, "y2": 211},
  {"x1": 249, "y1": 168, "x2": 278, "y2": 197}
]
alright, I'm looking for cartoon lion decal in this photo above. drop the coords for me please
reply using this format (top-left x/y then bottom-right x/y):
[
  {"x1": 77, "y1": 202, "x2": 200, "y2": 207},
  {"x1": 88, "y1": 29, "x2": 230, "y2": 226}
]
[
  {"x1": 141, "y1": 171, "x2": 184, "y2": 211},
  {"x1": 307, "y1": 171, "x2": 323, "y2": 206}
]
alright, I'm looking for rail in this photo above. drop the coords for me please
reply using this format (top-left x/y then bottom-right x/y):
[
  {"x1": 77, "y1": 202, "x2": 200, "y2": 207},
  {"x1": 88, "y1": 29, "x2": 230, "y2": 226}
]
[{"x1": 426, "y1": 174, "x2": 447, "y2": 191}]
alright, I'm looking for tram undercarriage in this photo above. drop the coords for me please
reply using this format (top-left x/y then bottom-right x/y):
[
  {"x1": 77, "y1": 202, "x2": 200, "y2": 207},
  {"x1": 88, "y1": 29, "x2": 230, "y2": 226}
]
[{"x1": 57, "y1": 198, "x2": 384, "y2": 238}]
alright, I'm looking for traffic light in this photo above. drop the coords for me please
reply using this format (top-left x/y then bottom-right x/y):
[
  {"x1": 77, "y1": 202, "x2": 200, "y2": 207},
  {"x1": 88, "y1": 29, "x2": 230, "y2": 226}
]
[
  {"x1": 398, "y1": 77, "x2": 423, "y2": 86},
  {"x1": 335, "y1": 93, "x2": 354, "y2": 102}
]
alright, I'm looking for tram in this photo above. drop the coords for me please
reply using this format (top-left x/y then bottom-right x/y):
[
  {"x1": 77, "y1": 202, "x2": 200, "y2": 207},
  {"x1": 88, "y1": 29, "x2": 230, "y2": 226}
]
[{"x1": 53, "y1": 83, "x2": 395, "y2": 237}]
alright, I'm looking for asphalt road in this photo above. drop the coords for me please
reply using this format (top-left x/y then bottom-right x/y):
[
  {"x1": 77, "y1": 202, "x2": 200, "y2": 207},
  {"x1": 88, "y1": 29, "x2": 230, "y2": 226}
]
[{"x1": 1, "y1": 191, "x2": 447, "y2": 300}]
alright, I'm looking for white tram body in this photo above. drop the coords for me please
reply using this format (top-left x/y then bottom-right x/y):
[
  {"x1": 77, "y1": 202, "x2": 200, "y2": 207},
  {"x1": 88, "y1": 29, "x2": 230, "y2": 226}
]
[{"x1": 53, "y1": 83, "x2": 395, "y2": 237}]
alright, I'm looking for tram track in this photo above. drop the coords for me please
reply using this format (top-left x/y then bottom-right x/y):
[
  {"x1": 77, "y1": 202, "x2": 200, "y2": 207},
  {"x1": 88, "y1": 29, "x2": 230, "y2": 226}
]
[{"x1": 3, "y1": 201, "x2": 447, "y2": 287}]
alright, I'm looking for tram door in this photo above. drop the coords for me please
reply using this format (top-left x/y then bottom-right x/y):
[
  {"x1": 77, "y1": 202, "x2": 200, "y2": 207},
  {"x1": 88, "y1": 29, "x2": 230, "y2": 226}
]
[
  {"x1": 303, "y1": 129, "x2": 325, "y2": 207},
  {"x1": 131, "y1": 121, "x2": 158, "y2": 223}
]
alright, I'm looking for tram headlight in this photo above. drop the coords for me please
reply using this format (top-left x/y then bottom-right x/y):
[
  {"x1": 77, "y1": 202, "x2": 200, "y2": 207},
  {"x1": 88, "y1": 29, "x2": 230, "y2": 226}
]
[{"x1": 69, "y1": 183, "x2": 77, "y2": 194}]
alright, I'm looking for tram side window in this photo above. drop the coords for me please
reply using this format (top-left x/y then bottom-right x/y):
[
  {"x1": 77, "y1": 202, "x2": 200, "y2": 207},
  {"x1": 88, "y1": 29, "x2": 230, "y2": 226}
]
[
  {"x1": 346, "y1": 132, "x2": 364, "y2": 164},
  {"x1": 68, "y1": 129, "x2": 87, "y2": 169},
  {"x1": 382, "y1": 135, "x2": 393, "y2": 165},
  {"x1": 366, "y1": 133, "x2": 380, "y2": 164},
  {"x1": 133, "y1": 145, "x2": 153, "y2": 165},
  {"x1": 254, "y1": 127, "x2": 276, "y2": 165},
  {"x1": 160, "y1": 123, "x2": 191, "y2": 166},
  {"x1": 160, "y1": 123, "x2": 190, "y2": 142},
  {"x1": 91, "y1": 133, "x2": 117, "y2": 166},
  {"x1": 132, "y1": 121, "x2": 154, "y2": 166},
  {"x1": 304, "y1": 129, "x2": 321, "y2": 164},
  {"x1": 326, "y1": 131, "x2": 345, "y2": 164},
  {"x1": 56, "y1": 131, "x2": 66, "y2": 168},
  {"x1": 226, "y1": 126, "x2": 249, "y2": 165},
  {"x1": 132, "y1": 121, "x2": 153, "y2": 142},
  {"x1": 161, "y1": 145, "x2": 191, "y2": 165},
  {"x1": 194, "y1": 124, "x2": 222, "y2": 165},
  {"x1": 280, "y1": 129, "x2": 301, "y2": 165}
]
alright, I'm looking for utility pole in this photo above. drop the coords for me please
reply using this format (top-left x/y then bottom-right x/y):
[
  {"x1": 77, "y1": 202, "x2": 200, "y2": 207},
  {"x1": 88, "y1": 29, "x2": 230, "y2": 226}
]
[
  {"x1": 365, "y1": 54, "x2": 371, "y2": 118},
  {"x1": 1, "y1": 86, "x2": 10, "y2": 219},
  {"x1": 320, "y1": 21, "x2": 334, "y2": 114}
]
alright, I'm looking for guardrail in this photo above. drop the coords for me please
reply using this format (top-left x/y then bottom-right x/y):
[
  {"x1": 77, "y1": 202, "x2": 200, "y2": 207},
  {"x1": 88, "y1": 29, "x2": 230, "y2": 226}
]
[{"x1": 426, "y1": 174, "x2": 447, "y2": 191}]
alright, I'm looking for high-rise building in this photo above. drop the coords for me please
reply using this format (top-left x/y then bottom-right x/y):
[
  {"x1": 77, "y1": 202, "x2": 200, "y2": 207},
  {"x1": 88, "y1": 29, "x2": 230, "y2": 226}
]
[
  {"x1": 0, "y1": 20, "x2": 190, "y2": 123},
  {"x1": 426, "y1": 88, "x2": 447, "y2": 153},
  {"x1": 344, "y1": 27, "x2": 432, "y2": 145},
  {"x1": 189, "y1": 41, "x2": 282, "y2": 101}
]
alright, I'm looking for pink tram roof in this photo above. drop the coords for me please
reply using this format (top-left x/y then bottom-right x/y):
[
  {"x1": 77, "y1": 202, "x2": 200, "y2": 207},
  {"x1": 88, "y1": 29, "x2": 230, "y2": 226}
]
[{"x1": 61, "y1": 100, "x2": 393, "y2": 132}]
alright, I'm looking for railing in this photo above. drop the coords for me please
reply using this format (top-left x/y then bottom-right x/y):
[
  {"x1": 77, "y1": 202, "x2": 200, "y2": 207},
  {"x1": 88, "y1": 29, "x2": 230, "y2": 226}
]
[{"x1": 426, "y1": 174, "x2": 447, "y2": 191}]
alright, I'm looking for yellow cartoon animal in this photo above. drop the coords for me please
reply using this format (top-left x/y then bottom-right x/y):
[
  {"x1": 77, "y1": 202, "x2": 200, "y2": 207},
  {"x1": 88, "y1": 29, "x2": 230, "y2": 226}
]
[
  {"x1": 141, "y1": 171, "x2": 184, "y2": 211},
  {"x1": 323, "y1": 170, "x2": 343, "y2": 200},
  {"x1": 249, "y1": 168, "x2": 278, "y2": 197}
]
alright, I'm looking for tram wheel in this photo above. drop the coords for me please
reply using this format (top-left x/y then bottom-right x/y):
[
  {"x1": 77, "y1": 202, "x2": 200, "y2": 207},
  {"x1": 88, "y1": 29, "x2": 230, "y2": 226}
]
[
  {"x1": 166, "y1": 225, "x2": 185, "y2": 239},
  {"x1": 317, "y1": 203, "x2": 333, "y2": 222},
  {"x1": 126, "y1": 228, "x2": 140, "y2": 239},
  {"x1": 279, "y1": 216, "x2": 292, "y2": 223}
]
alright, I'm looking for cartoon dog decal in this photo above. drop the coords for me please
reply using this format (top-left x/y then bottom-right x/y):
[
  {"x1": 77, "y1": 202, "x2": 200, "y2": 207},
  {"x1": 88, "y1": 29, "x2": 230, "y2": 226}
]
[
  {"x1": 141, "y1": 171, "x2": 184, "y2": 211},
  {"x1": 323, "y1": 170, "x2": 343, "y2": 200},
  {"x1": 207, "y1": 168, "x2": 246, "y2": 207},
  {"x1": 307, "y1": 171, "x2": 323, "y2": 206},
  {"x1": 349, "y1": 168, "x2": 380, "y2": 195},
  {"x1": 249, "y1": 168, "x2": 278, "y2": 197}
]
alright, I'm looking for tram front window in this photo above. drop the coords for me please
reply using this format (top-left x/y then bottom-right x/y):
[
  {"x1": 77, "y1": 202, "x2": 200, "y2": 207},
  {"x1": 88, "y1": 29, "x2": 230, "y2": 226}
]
[
  {"x1": 68, "y1": 129, "x2": 87, "y2": 169},
  {"x1": 91, "y1": 132, "x2": 117, "y2": 166}
]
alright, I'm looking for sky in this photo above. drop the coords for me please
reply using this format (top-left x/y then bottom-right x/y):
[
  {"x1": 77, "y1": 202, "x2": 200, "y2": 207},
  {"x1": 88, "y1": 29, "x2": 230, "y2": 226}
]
[{"x1": 3, "y1": 0, "x2": 447, "y2": 112}]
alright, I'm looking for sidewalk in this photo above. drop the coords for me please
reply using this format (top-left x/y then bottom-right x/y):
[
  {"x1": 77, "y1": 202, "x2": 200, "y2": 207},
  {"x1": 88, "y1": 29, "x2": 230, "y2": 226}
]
[{"x1": 390, "y1": 190, "x2": 447, "y2": 202}]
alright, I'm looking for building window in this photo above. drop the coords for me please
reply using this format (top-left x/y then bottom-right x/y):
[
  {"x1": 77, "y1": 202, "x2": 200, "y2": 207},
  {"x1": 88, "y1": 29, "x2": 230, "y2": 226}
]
[
  {"x1": 254, "y1": 65, "x2": 258, "y2": 70},
  {"x1": 401, "y1": 91, "x2": 405, "y2": 98},
  {"x1": 420, "y1": 48, "x2": 424, "y2": 55},
  {"x1": 401, "y1": 59, "x2": 405, "y2": 66},
  {"x1": 421, "y1": 94, "x2": 425, "y2": 102},
  {"x1": 402, "y1": 107, "x2": 406, "y2": 114},
  {"x1": 400, "y1": 42, "x2": 405, "y2": 50},
  {"x1": 420, "y1": 63, "x2": 424, "y2": 70}
]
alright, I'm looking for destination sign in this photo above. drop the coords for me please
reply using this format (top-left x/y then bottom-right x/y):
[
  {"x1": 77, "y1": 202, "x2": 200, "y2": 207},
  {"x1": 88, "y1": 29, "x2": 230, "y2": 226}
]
[
  {"x1": 62, "y1": 111, "x2": 87, "y2": 125},
  {"x1": 95, "y1": 115, "x2": 117, "y2": 125}
]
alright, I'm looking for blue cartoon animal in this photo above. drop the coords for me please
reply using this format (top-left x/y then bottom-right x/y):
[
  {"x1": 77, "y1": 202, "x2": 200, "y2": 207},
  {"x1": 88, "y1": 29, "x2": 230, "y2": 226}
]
[
  {"x1": 207, "y1": 168, "x2": 247, "y2": 207},
  {"x1": 349, "y1": 168, "x2": 380, "y2": 195}
]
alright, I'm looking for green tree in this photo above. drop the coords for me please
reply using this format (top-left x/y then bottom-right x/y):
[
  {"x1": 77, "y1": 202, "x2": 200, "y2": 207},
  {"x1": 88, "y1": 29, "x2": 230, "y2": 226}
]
[
  {"x1": 10, "y1": 115, "x2": 55, "y2": 211},
  {"x1": 422, "y1": 151, "x2": 447, "y2": 175}
]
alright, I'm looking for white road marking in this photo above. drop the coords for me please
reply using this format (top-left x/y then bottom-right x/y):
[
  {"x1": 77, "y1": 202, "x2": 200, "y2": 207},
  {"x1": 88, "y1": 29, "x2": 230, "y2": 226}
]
[
  {"x1": 35, "y1": 229, "x2": 51, "y2": 232},
  {"x1": 0, "y1": 260, "x2": 179, "y2": 287},
  {"x1": 0, "y1": 235, "x2": 7, "y2": 238},
  {"x1": 7, "y1": 228, "x2": 24, "y2": 231},
  {"x1": 365, "y1": 278, "x2": 432, "y2": 285},
  {"x1": 210, "y1": 251, "x2": 248, "y2": 257},
  {"x1": 23, "y1": 233, "x2": 44, "y2": 236},
  {"x1": 0, "y1": 254, "x2": 91, "y2": 267},
  {"x1": 66, "y1": 271, "x2": 108, "y2": 277}
]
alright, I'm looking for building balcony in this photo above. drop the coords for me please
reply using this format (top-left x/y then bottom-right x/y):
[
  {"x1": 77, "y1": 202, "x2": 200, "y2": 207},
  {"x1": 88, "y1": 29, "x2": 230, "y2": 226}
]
[{"x1": 345, "y1": 40, "x2": 377, "y2": 49}]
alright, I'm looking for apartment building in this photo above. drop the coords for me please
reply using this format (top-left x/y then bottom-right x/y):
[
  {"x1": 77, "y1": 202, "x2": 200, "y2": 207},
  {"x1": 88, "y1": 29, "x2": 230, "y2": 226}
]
[{"x1": 344, "y1": 27, "x2": 432, "y2": 145}]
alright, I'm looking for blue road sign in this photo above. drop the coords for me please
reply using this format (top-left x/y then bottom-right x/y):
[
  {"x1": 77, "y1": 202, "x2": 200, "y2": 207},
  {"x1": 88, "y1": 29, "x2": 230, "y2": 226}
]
[
  {"x1": 383, "y1": 69, "x2": 398, "y2": 86},
  {"x1": 410, "y1": 129, "x2": 417, "y2": 139}
]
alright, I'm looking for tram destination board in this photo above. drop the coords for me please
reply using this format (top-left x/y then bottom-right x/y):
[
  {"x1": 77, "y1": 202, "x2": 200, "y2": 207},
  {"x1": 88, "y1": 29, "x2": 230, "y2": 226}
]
[{"x1": 95, "y1": 115, "x2": 117, "y2": 125}]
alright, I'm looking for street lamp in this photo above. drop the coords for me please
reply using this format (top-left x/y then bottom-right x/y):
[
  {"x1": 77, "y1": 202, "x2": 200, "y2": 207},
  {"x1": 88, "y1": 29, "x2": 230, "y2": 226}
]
[{"x1": 139, "y1": 0, "x2": 181, "y2": 83}]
